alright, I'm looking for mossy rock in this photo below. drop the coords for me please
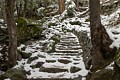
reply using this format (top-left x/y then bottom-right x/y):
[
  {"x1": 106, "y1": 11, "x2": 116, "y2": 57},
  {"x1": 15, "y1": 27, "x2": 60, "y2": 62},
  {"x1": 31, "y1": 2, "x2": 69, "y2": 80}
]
[
  {"x1": 67, "y1": 8, "x2": 75, "y2": 17},
  {"x1": 17, "y1": 17, "x2": 27, "y2": 27},
  {"x1": 50, "y1": 34, "x2": 60, "y2": 44},
  {"x1": 1, "y1": 68, "x2": 26, "y2": 80},
  {"x1": 17, "y1": 17, "x2": 43, "y2": 42},
  {"x1": 18, "y1": 50, "x2": 32, "y2": 59},
  {"x1": 49, "y1": 34, "x2": 60, "y2": 52},
  {"x1": 115, "y1": 48, "x2": 120, "y2": 68},
  {"x1": 42, "y1": 40, "x2": 56, "y2": 53},
  {"x1": 42, "y1": 34, "x2": 60, "y2": 53}
]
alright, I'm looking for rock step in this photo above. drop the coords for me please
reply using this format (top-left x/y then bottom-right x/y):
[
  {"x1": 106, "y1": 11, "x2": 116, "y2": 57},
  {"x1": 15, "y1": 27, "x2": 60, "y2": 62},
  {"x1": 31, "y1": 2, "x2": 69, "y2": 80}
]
[
  {"x1": 60, "y1": 40, "x2": 79, "y2": 43},
  {"x1": 60, "y1": 37, "x2": 77, "y2": 40},
  {"x1": 55, "y1": 49, "x2": 79, "y2": 53},
  {"x1": 60, "y1": 38, "x2": 79, "y2": 40},
  {"x1": 28, "y1": 78, "x2": 80, "y2": 80},
  {"x1": 57, "y1": 43, "x2": 80, "y2": 46},
  {"x1": 61, "y1": 36, "x2": 77, "y2": 39},
  {"x1": 51, "y1": 53, "x2": 79, "y2": 56},
  {"x1": 59, "y1": 41, "x2": 79, "y2": 44},
  {"x1": 61, "y1": 32, "x2": 76, "y2": 36},
  {"x1": 40, "y1": 67, "x2": 68, "y2": 73},
  {"x1": 55, "y1": 45, "x2": 81, "y2": 48},
  {"x1": 55, "y1": 47, "x2": 81, "y2": 50}
]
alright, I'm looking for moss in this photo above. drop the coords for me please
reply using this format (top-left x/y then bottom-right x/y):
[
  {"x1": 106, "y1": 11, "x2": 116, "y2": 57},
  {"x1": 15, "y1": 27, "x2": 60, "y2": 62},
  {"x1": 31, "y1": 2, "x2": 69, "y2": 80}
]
[
  {"x1": 42, "y1": 34, "x2": 60, "y2": 53},
  {"x1": 41, "y1": 41, "x2": 56, "y2": 53},
  {"x1": 18, "y1": 50, "x2": 32, "y2": 59},
  {"x1": 17, "y1": 17, "x2": 27, "y2": 28},
  {"x1": 115, "y1": 48, "x2": 120, "y2": 68},
  {"x1": 48, "y1": 34, "x2": 60, "y2": 52},
  {"x1": 2, "y1": 68, "x2": 27, "y2": 80},
  {"x1": 17, "y1": 17, "x2": 43, "y2": 43},
  {"x1": 67, "y1": 8, "x2": 75, "y2": 17},
  {"x1": 51, "y1": 34, "x2": 60, "y2": 44}
]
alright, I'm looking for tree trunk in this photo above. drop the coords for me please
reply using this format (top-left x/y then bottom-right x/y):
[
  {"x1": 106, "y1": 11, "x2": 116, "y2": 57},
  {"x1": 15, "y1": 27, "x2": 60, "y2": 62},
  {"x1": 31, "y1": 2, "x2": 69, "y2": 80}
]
[
  {"x1": 89, "y1": 0, "x2": 115, "y2": 70},
  {"x1": 5, "y1": 0, "x2": 17, "y2": 67},
  {"x1": 59, "y1": 0, "x2": 65, "y2": 14},
  {"x1": 23, "y1": 0, "x2": 27, "y2": 17}
]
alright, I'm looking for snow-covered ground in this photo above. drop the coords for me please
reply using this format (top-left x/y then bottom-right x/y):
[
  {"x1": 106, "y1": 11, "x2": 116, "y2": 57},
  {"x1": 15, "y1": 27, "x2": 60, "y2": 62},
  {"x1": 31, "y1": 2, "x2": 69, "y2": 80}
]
[
  {"x1": 1, "y1": 2, "x2": 120, "y2": 80},
  {"x1": 14, "y1": 7, "x2": 120, "y2": 79},
  {"x1": 15, "y1": 32, "x2": 88, "y2": 79}
]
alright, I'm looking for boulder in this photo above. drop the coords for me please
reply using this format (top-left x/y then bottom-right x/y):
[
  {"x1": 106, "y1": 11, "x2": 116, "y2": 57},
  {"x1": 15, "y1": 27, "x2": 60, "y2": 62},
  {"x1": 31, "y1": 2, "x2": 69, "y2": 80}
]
[
  {"x1": 42, "y1": 33, "x2": 60, "y2": 53},
  {"x1": 17, "y1": 17, "x2": 43, "y2": 43},
  {"x1": 18, "y1": 50, "x2": 32, "y2": 59},
  {"x1": 0, "y1": 68, "x2": 26, "y2": 80}
]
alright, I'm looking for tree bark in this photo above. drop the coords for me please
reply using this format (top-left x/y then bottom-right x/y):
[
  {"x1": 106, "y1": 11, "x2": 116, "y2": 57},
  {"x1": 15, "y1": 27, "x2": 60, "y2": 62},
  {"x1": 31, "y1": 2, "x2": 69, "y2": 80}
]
[
  {"x1": 23, "y1": 0, "x2": 27, "y2": 17},
  {"x1": 59, "y1": 0, "x2": 65, "y2": 14},
  {"x1": 89, "y1": 0, "x2": 115, "y2": 70},
  {"x1": 5, "y1": 0, "x2": 17, "y2": 67}
]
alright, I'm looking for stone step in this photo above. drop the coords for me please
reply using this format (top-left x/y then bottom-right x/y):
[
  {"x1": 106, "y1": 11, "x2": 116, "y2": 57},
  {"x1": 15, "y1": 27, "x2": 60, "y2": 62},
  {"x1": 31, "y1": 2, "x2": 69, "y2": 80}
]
[
  {"x1": 61, "y1": 37, "x2": 77, "y2": 39},
  {"x1": 51, "y1": 53, "x2": 79, "y2": 56},
  {"x1": 57, "y1": 43, "x2": 80, "y2": 46},
  {"x1": 39, "y1": 67, "x2": 68, "y2": 73},
  {"x1": 60, "y1": 39, "x2": 79, "y2": 43},
  {"x1": 59, "y1": 41, "x2": 79, "y2": 44},
  {"x1": 61, "y1": 36, "x2": 77, "y2": 39},
  {"x1": 55, "y1": 45, "x2": 81, "y2": 48},
  {"x1": 28, "y1": 78, "x2": 81, "y2": 80},
  {"x1": 55, "y1": 49, "x2": 79, "y2": 53},
  {"x1": 55, "y1": 45, "x2": 81, "y2": 50}
]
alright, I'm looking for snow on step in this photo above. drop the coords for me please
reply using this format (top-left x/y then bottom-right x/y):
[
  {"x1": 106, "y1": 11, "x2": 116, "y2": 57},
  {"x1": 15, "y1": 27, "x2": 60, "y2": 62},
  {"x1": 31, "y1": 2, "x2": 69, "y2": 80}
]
[
  {"x1": 16, "y1": 32, "x2": 88, "y2": 80},
  {"x1": 55, "y1": 32, "x2": 81, "y2": 55},
  {"x1": 50, "y1": 52, "x2": 80, "y2": 56},
  {"x1": 55, "y1": 46, "x2": 81, "y2": 50},
  {"x1": 57, "y1": 42, "x2": 80, "y2": 46},
  {"x1": 55, "y1": 49, "x2": 80, "y2": 53}
]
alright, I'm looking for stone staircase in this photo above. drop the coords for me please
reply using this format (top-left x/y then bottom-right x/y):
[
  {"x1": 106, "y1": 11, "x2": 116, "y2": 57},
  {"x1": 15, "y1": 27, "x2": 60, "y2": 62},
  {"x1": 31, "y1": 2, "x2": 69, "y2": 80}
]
[
  {"x1": 23, "y1": 32, "x2": 87, "y2": 80},
  {"x1": 32, "y1": 32, "x2": 84, "y2": 80},
  {"x1": 52, "y1": 32, "x2": 82, "y2": 56}
]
